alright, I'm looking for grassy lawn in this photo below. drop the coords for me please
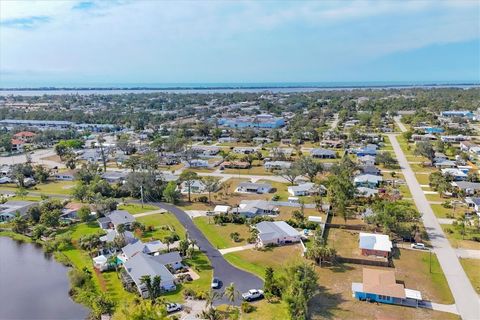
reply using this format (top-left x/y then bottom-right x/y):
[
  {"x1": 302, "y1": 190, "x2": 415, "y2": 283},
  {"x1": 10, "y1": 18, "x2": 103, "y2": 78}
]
[
  {"x1": 460, "y1": 258, "x2": 480, "y2": 294},
  {"x1": 416, "y1": 173, "x2": 431, "y2": 185},
  {"x1": 256, "y1": 179, "x2": 290, "y2": 201},
  {"x1": 223, "y1": 244, "x2": 304, "y2": 278},
  {"x1": 33, "y1": 181, "x2": 75, "y2": 195},
  {"x1": 193, "y1": 216, "x2": 250, "y2": 249},
  {"x1": 223, "y1": 165, "x2": 273, "y2": 176},
  {"x1": 117, "y1": 203, "x2": 159, "y2": 214},
  {"x1": 398, "y1": 184, "x2": 413, "y2": 198},
  {"x1": 137, "y1": 212, "x2": 186, "y2": 242},
  {"x1": 326, "y1": 228, "x2": 359, "y2": 258},
  {"x1": 441, "y1": 225, "x2": 480, "y2": 250},
  {"x1": 431, "y1": 204, "x2": 468, "y2": 219},
  {"x1": 425, "y1": 192, "x2": 445, "y2": 203},
  {"x1": 68, "y1": 222, "x2": 103, "y2": 241},
  {"x1": 217, "y1": 299, "x2": 290, "y2": 320}
]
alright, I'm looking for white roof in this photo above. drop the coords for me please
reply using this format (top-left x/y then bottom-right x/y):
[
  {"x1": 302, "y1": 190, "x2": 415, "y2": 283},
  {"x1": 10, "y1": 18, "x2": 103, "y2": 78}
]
[
  {"x1": 359, "y1": 232, "x2": 392, "y2": 252},
  {"x1": 405, "y1": 288, "x2": 422, "y2": 300},
  {"x1": 214, "y1": 205, "x2": 230, "y2": 213}
]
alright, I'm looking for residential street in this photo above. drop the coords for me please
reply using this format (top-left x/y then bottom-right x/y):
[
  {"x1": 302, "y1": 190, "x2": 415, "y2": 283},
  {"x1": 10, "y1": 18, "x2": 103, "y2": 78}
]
[
  {"x1": 149, "y1": 202, "x2": 264, "y2": 305},
  {"x1": 388, "y1": 133, "x2": 480, "y2": 320}
]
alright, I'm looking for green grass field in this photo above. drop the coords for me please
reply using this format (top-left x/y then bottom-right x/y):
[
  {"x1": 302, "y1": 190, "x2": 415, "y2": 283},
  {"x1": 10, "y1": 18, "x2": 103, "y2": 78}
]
[
  {"x1": 117, "y1": 203, "x2": 159, "y2": 214},
  {"x1": 460, "y1": 258, "x2": 480, "y2": 294},
  {"x1": 137, "y1": 212, "x2": 186, "y2": 242},
  {"x1": 193, "y1": 216, "x2": 250, "y2": 249}
]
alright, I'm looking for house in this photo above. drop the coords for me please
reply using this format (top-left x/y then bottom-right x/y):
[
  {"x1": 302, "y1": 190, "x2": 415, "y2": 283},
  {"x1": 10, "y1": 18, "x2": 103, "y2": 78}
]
[
  {"x1": 80, "y1": 149, "x2": 106, "y2": 163},
  {"x1": 255, "y1": 221, "x2": 301, "y2": 247},
  {"x1": 191, "y1": 146, "x2": 220, "y2": 156},
  {"x1": 120, "y1": 240, "x2": 167, "y2": 261},
  {"x1": 358, "y1": 155, "x2": 376, "y2": 166},
  {"x1": 359, "y1": 165, "x2": 381, "y2": 175},
  {"x1": 352, "y1": 268, "x2": 422, "y2": 307},
  {"x1": 354, "y1": 174, "x2": 383, "y2": 188},
  {"x1": 101, "y1": 171, "x2": 128, "y2": 183},
  {"x1": 236, "y1": 182, "x2": 272, "y2": 194},
  {"x1": 270, "y1": 148, "x2": 294, "y2": 158},
  {"x1": 180, "y1": 180, "x2": 206, "y2": 194},
  {"x1": 0, "y1": 200, "x2": 37, "y2": 222},
  {"x1": 465, "y1": 197, "x2": 480, "y2": 216},
  {"x1": 13, "y1": 131, "x2": 36, "y2": 143},
  {"x1": 236, "y1": 200, "x2": 279, "y2": 217},
  {"x1": 288, "y1": 182, "x2": 320, "y2": 196},
  {"x1": 264, "y1": 161, "x2": 292, "y2": 170},
  {"x1": 451, "y1": 181, "x2": 480, "y2": 195},
  {"x1": 252, "y1": 137, "x2": 271, "y2": 144},
  {"x1": 356, "y1": 187, "x2": 378, "y2": 198},
  {"x1": 60, "y1": 202, "x2": 84, "y2": 220},
  {"x1": 352, "y1": 144, "x2": 378, "y2": 156},
  {"x1": 185, "y1": 159, "x2": 209, "y2": 168},
  {"x1": 440, "y1": 110, "x2": 474, "y2": 119},
  {"x1": 218, "y1": 137, "x2": 238, "y2": 143},
  {"x1": 440, "y1": 135, "x2": 470, "y2": 143},
  {"x1": 98, "y1": 210, "x2": 135, "y2": 230},
  {"x1": 441, "y1": 168, "x2": 468, "y2": 181},
  {"x1": 359, "y1": 232, "x2": 392, "y2": 258},
  {"x1": 233, "y1": 147, "x2": 257, "y2": 155},
  {"x1": 218, "y1": 114, "x2": 285, "y2": 129},
  {"x1": 320, "y1": 139, "x2": 344, "y2": 148},
  {"x1": 213, "y1": 205, "x2": 231, "y2": 214},
  {"x1": 123, "y1": 253, "x2": 176, "y2": 297},
  {"x1": 100, "y1": 229, "x2": 136, "y2": 244},
  {"x1": 54, "y1": 170, "x2": 77, "y2": 181},
  {"x1": 411, "y1": 134, "x2": 437, "y2": 142},
  {"x1": 152, "y1": 251, "x2": 184, "y2": 270},
  {"x1": 11, "y1": 139, "x2": 25, "y2": 152},
  {"x1": 0, "y1": 119, "x2": 73, "y2": 130},
  {"x1": 221, "y1": 161, "x2": 250, "y2": 169},
  {"x1": 434, "y1": 159, "x2": 456, "y2": 169},
  {"x1": 311, "y1": 148, "x2": 336, "y2": 159}
]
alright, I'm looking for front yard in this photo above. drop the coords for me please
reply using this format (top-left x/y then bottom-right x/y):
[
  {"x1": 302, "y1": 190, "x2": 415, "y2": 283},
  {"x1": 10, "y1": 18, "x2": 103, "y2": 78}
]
[
  {"x1": 136, "y1": 212, "x2": 186, "y2": 242},
  {"x1": 460, "y1": 258, "x2": 480, "y2": 294},
  {"x1": 193, "y1": 217, "x2": 251, "y2": 249}
]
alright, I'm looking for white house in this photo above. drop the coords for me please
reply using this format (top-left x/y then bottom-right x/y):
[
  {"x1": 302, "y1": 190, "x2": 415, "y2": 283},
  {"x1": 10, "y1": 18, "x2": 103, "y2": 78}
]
[
  {"x1": 180, "y1": 180, "x2": 207, "y2": 194},
  {"x1": 264, "y1": 161, "x2": 292, "y2": 170},
  {"x1": 288, "y1": 182, "x2": 319, "y2": 196},
  {"x1": 359, "y1": 232, "x2": 392, "y2": 258},
  {"x1": 255, "y1": 221, "x2": 301, "y2": 247},
  {"x1": 236, "y1": 182, "x2": 272, "y2": 194},
  {"x1": 236, "y1": 200, "x2": 279, "y2": 217}
]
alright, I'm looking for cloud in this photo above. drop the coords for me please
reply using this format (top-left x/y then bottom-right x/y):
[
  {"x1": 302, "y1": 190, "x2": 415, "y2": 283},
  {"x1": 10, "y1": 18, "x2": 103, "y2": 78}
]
[
  {"x1": 72, "y1": 1, "x2": 96, "y2": 11},
  {"x1": 0, "y1": 16, "x2": 51, "y2": 29}
]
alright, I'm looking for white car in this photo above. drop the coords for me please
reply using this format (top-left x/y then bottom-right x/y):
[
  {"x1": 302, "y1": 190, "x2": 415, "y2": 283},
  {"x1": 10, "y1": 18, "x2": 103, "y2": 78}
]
[
  {"x1": 242, "y1": 289, "x2": 264, "y2": 301},
  {"x1": 411, "y1": 243, "x2": 427, "y2": 250},
  {"x1": 166, "y1": 303, "x2": 182, "y2": 313}
]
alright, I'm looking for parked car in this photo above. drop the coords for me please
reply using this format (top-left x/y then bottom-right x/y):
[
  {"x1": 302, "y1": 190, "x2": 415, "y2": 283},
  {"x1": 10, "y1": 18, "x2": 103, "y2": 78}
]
[
  {"x1": 211, "y1": 277, "x2": 221, "y2": 289},
  {"x1": 166, "y1": 303, "x2": 182, "y2": 313},
  {"x1": 411, "y1": 243, "x2": 427, "y2": 250},
  {"x1": 242, "y1": 289, "x2": 264, "y2": 301}
]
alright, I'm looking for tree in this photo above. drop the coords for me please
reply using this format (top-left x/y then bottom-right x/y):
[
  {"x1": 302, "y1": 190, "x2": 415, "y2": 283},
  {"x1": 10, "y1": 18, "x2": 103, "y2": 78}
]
[
  {"x1": 90, "y1": 293, "x2": 115, "y2": 318},
  {"x1": 77, "y1": 206, "x2": 91, "y2": 222},
  {"x1": 15, "y1": 188, "x2": 28, "y2": 199},
  {"x1": 11, "y1": 214, "x2": 28, "y2": 234},
  {"x1": 163, "y1": 181, "x2": 180, "y2": 204},
  {"x1": 414, "y1": 141, "x2": 435, "y2": 162},
  {"x1": 376, "y1": 151, "x2": 397, "y2": 168},
  {"x1": 178, "y1": 239, "x2": 190, "y2": 256},
  {"x1": 224, "y1": 282, "x2": 239, "y2": 311},
  {"x1": 264, "y1": 267, "x2": 281, "y2": 297},
  {"x1": 306, "y1": 243, "x2": 336, "y2": 267},
  {"x1": 39, "y1": 208, "x2": 61, "y2": 227},
  {"x1": 97, "y1": 135, "x2": 108, "y2": 172},
  {"x1": 230, "y1": 232, "x2": 240, "y2": 242},
  {"x1": 179, "y1": 170, "x2": 198, "y2": 202},
  {"x1": 33, "y1": 165, "x2": 51, "y2": 183},
  {"x1": 140, "y1": 275, "x2": 162, "y2": 300},
  {"x1": 205, "y1": 290, "x2": 223, "y2": 309},
  {"x1": 326, "y1": 169, "x2": 355, "y2": 223},
  {"x1": 27, "y1": 206, "x2": 42, "y2": 223},
  {"x1": 119, "y1": 300, "x2": 168, "y2": 320},
  {"x1": 199, "y1": 307, "x2": 221, "y2": 320},
  {"x1": 298, "y1": 156, "x2": 323, "y2": 182},
  {"x1": 283, "y1": 262, "x2": 318, "y2": 320},
  {"x1": 203, "y1": 176, "x2": 220, "y2": 203},
  {"x1": 277, "y1": 164, "x2": 301, "y2": 185}
]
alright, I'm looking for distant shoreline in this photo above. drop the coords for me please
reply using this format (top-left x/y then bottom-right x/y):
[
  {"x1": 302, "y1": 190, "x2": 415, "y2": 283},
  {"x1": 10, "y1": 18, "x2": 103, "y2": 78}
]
[{"x1": 1, "y1": 82, "x2": 479, "y2": 91}]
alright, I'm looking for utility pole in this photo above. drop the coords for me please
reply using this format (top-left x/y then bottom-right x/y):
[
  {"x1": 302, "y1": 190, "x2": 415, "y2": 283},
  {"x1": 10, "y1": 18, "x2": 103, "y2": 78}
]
[
  {"x1": 429, "y1": 249, "x2": 432, "y2": 273},
  {"x1": 140, "y1": 184, "x2": 144, "y2": 208}
]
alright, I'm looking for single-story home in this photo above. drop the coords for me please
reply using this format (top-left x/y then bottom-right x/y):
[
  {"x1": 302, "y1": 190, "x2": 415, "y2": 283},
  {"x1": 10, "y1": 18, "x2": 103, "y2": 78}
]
[
  {"x1": 465, "y1": 197, "x2": 480, "y2": 216},
  {"x1": 264, "y1": 161, "x2": 292, "y2": 170},
  {"x1": 255, "y1": 221, "x2": 301, "y2": 247},
  {"x1": 354, "y1": 174, "x2": 383, "y2": 188},
  {"x1": 311, "y1": 148, "x2": 336, "y2": 159},
  {"x1": 213, "y1": 205, "x2": 231, "y2": 214},
  {"x1": 60, "y1": 202, "x2": 84, "y2": 220},
  {"x1": 101, "y1": 171, "x2": 128, "y2": 183},
  {"x1": 233, "y1": 147, "x2": 257, "y2": 155},
  {"x1": 359, "y1": 165, "x2": 381, "y2": 175},
  {"x1": 356, "y1": 187, "x2": 379, "y2": 198},
  {"x1": 98, "y1": 210, "x2": 136, "y2": 230},
  {"x1": 221, "y1": 161, "x2": 250, "y2": 169},
  {"x1": 352, "y1": 145, "x2": 378, "y2": 157},
  {"x1": 120, "y1": 240, "x2": 167, "y2": 261},
  {"x1": 151, "y1": 251, "x2": 183, "y2": 270},
  {"x1": 359, "y1": 232, "x2": 392, "y2": 258},
  {"x1": 441, "y1": 168, "x2": 468, "y2": 181},
  {"x1": 288, "y1": 182, "x2": 320, "y2": 196},
  {"x1": 180, "y1": 180, "x2": 207, "y2": 194},
  {"x1": 434, "y1": 159, "x2": 456, "y2": 169},
  {"x1": 0, "y1": 200, "x2": 37, "y2": 222},
  {"x1": 358, "y1": 155, "x2": 376, "y2": 166},
  {"x1": 352, "y1": 268, "x2": 422, "y2": 307},
  {"x1": 236, "y1": 182, "x2": 272, "y2": 194},
  {"x1": 100, "y1": 229, "x2": 136, "y2": 244},
  {"x1": 185, "y1": 159, "x2": 209, "y2": 168},
  {"x1": 54, "y1": 170, "x2": 77, "y2": 181},
  {"x1": 123, "y1": 253, "x2": 176, "y2": 297},
  {"x1": 451, "y1": 181, "x2": 480, "y2": 195},
  {"x1": 236, "y1": 200, "x2": 279, "y2": 217}
]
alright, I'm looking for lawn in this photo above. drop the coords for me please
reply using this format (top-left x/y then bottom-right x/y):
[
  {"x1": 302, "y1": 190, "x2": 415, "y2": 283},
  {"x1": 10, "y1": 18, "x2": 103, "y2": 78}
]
[
  {"x1": 223, "y1": 244, "x2": 304, "y2": 278},
  {"x1": 415, "y1": 173, "x2": 431, "y2": 185},
  {"x1": 460, "y1": 258, "x2": 480, "y2": 294},
  {"x1": 217, "y1": 299, "x2": 290, "y2": 320},
  {"x1": 223, "y1": 165, "x2": 273, "y2": 176},
  {"x1": 117, "y1": 203, "x2": 159, "y2": 214},
  {"x1": 326, "y1": 228, "x2": 359, "y2": 258},
  {"x1": 431, "y1": 204, "x2": 468, "y2": 219},
  {"x1": 441, "y1": 225, "x2": 480, "y2": 250},
  {"x1": 33, "y1": 181, "x2": 75, "y2": 195},
  {"x1": 256, "y1": 179, "x2": 290, "y2": 201},
  {"x1": 68, "y1": 222, "x2": 103, "y2": 241},
  {"x1": 136, "y1": 212, "x2": 186, "y2": 242},
  {"x1": 193, "y1": 216, "x2": 251, "y2": 249}
]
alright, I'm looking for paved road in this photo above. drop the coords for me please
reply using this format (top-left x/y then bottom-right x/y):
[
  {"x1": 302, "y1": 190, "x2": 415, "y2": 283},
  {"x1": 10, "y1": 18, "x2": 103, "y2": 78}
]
[
  {"x1": 388, "y1": 133, "x2": 480, "y2": 320},
  {"x1": 455, "y1": 248, "x2": 480, "y2": 260},
  {"x1": 149, "y1": 202, "x2": 263, "y2": 305},
  {"x1": 394, "y1": 115, "x2": 408, "y2": 133}
]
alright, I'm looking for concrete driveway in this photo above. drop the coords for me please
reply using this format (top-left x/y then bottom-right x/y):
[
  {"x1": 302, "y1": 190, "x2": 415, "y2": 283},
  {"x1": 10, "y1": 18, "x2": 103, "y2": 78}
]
[
  {"x1": 150, "y1": 202, "x2": 263, "y2": 305},
  {"x1": 388, "y1": 133, "x2": 480, "y2": 320}
]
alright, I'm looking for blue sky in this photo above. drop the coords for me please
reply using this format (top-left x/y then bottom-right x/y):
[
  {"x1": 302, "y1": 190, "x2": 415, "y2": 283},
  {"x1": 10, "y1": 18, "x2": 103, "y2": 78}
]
[{"x1": 0, "y1": 0, "x2": 479, "y2": 87}]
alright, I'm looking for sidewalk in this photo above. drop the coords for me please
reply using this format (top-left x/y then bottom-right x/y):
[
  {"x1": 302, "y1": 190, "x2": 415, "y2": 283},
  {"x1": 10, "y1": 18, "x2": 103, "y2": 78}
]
[
  {"x1": 218, "y1": 244, "x2": 256, "y2": 255},
  {"x1": 132, "y1": 209, "x2": 166, "y2": 217}
]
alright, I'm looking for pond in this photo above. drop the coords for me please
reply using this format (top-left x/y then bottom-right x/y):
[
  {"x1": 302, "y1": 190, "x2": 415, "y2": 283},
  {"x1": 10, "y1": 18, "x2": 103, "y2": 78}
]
[{"x1": 0, "y1": 236, "x2": 89, "y2": 320}]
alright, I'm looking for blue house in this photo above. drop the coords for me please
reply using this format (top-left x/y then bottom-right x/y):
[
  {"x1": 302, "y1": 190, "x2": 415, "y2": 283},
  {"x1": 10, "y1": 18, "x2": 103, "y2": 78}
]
[
  {"x1": 352, "y1": 268, "x2": 422, "y2": 308},
  {"x1": 353, "y1": 144, "x2": 378, "y2": 157},
  {"x1": 424, "y1": 127, "x2": 444, "y2": 134}
]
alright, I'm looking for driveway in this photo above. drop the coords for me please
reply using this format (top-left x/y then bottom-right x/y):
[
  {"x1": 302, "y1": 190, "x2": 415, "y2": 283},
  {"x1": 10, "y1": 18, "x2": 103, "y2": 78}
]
[
  {"x1": 149, "y1": 202, "x2": 263, "y2": 305},
  {"x1": 388, "y1": 133, "x2": 480, "y2": 320}
]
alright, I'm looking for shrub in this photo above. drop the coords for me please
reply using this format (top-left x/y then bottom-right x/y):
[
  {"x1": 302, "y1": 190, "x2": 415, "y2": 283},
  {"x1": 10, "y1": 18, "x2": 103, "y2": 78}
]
[
  {"x1": 197, "y1": 196, "x2": 208, "y2": 203},
  {"x1": 271, "y1": 194, "x2": 280, "y2": 201},
  {"x1": 241, "y1": 301, "x2": 254, "y2": 313}
]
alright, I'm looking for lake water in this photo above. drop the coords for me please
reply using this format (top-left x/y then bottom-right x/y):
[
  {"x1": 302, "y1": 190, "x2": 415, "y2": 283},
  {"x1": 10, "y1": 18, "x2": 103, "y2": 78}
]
[{"x1": 0, "y1": 237, "x2": 89, "y2": 320}]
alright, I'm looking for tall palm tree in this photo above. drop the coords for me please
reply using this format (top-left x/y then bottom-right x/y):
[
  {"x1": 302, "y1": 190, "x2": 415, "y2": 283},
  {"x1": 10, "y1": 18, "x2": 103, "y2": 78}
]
[
  {"x1": 200, "y1": 307, "x2": 221, "y2": 320},
  {"x1": 224, "y1": 282, "x2": 238, "y2": 310},
  {"x1": 205, "y1": 290, "x2": 223, "y2": 309}
]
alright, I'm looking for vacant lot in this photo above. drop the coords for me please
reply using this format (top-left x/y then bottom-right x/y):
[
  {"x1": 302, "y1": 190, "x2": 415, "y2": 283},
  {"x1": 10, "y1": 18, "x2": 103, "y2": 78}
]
[
  {"x1": 460, "y1": 258, "x2": 480, "y2": 294},
  {"x1": 193, "y1": 216, "x2": 251, "y2": 249},
  {"x1": 137, "y1": 212, "x2": 186, "y2": 242},
  {"x1": 441, "y1": 225, "x2": 480, "y2": 250},
  {"x1": 117, "y1": 203, "x2": 159, "y2": 214}
]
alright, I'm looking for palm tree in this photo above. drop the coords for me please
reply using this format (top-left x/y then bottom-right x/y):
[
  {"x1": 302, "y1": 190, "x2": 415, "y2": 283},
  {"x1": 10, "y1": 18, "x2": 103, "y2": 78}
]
[
  {"x1": 200, "y1": 307, "x2": 221, "y2": 320},
  {"x1": 205, "y1": 290, "x2": 223, "y2": 309},
  {"x1": 190, "y1": 239, "x2": 198, "y2": 251},
  {"x1": 224, "y1": 282, "x2": 239, "y2": 310},
  {"x1": 107, "y1": 254, "x2": 118, "y2": 273}
]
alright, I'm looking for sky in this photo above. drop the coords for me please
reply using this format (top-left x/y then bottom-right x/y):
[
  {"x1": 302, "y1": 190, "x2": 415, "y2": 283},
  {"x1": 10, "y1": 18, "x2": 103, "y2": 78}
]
[{"x1": 0, "y1": 0, "x2": 479, "y2": 87}]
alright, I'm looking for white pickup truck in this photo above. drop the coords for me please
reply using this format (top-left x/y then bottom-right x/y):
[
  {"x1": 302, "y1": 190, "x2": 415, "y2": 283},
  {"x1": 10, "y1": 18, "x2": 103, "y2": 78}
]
[{"x1": 242, "y1": 289, "x2": 264, "y2": 301}]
